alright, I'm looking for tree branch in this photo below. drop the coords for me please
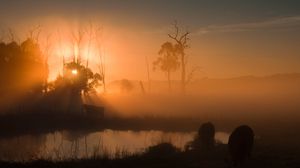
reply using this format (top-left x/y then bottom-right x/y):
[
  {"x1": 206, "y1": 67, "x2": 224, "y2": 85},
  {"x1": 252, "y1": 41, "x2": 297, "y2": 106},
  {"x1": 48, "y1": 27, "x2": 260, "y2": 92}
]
[{"x1": 186, "y1": 66, "x2": 201, "y2": 85}]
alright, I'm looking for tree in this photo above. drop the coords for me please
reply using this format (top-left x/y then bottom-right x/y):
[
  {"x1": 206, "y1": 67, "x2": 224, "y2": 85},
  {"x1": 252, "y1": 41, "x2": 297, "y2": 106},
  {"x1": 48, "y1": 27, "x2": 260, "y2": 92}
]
[
  {"x1": 21, "y1": 38, "x2": 48, "y2": 93},
  {"x1": 40, "y1": 34, "x2": 52, "y2": 93},
  {"x1": 94, "y1": 27, "x2": 107, "y2": 93},
  {"x1": 145, "y1": 56, "x2": 151, "y2": 93},
  {"x1": 168, "y1": 22, "x2": 190, "y2": 93},
  {"x1": 54, "y1": 25, "x2": 105, "y2": 95},
  {"x1": 71, "y1": 29, "x2": 85, "y2": 64},
  {"x1": 153, "y1": 42, "x2": 180, "y2": 91},
  {"x1": 0, "y1": 38, "x2": 48, "y2": 95},
  {"x1": 120, "y1": 79, "x2": 134, "y2": 93},
  {"x1": 55, "y1": 62, "x2": 102, "y2": 95},
  {"x1": 72, "y1": 24, "x2": 107, "y2": 94}
]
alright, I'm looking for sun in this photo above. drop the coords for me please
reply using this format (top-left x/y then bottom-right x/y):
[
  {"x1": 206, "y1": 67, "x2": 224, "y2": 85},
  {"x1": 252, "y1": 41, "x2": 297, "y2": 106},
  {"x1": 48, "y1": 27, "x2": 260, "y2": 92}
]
[{"x1": 71, "y1": 69, "x2": 78, "y2": 75}]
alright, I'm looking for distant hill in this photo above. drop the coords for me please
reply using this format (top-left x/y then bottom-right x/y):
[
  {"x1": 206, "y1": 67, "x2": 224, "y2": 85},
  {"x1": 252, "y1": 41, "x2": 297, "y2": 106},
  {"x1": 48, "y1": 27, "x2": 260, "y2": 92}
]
[{"x1": 223, "y1": 73, "x2": 300, "y2": 81}]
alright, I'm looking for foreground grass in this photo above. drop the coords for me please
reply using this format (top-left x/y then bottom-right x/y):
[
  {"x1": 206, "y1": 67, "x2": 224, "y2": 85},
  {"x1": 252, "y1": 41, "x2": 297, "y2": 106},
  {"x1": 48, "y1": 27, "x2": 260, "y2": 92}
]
[{"x1": 1, "y1": 141, "x2": 299, "y2": 168}]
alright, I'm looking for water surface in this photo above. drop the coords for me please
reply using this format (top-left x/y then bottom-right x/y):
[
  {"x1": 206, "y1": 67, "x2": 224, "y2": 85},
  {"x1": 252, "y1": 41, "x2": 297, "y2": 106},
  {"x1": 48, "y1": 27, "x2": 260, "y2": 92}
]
[{"x1": 0, "y1": 130, "x2": 229, "y2": 161}]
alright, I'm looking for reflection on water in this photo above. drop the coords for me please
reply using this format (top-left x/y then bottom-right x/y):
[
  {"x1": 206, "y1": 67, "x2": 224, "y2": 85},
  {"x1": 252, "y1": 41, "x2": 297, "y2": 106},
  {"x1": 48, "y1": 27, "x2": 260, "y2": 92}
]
[{"x1": 0, "y1": 130, "x2": 229, "y2": 161}]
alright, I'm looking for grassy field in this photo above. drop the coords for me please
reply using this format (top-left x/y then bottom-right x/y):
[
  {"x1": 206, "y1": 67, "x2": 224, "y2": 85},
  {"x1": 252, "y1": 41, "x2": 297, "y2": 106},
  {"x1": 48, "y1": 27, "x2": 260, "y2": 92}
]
[{"x1": 0, "y1": 140, "x2": 299, "y2": 168}]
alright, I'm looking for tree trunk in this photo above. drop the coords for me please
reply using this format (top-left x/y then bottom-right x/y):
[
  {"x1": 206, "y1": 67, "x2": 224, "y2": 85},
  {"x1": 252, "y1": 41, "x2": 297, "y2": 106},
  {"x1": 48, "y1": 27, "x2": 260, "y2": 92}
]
[
  {"x1": 167, "y1": 70, "x2": 171, "y2": 92},
  {"x1": 181, "y1": 53, "x2": 186, "y2": 94},
  {"x1": 103, "y1": 79, "x2": 106, "y2": 93},
  {"x1": 140, "y1": 81, "x2": 146, "y2": 95},
  {"x1": 145, "y1": 56, "x2": 151, "y2": 93}
]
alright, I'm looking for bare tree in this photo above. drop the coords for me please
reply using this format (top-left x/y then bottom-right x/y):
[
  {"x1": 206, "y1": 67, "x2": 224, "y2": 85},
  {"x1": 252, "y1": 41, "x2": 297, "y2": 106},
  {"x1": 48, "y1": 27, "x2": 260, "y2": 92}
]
[
  {"x1": 41, "y1": 34, "x2": 52, "y2": 93},
  {"x1": 95, "y1": 26, "x2": 106, "y2": 93},
  {"x1": 145, "y1": 56, "x2": 151, "y2": 92},
  {"x1": 85, "y1": 22, "x2": 95, "y2": 68},
  {"x1": 57, "y1": 29, "x2": 66, "y2": 75},
  {"x1": 8, "y1": 28, "x2": 19, "y2": 43},
  {"x1": 71, "y1": 28, "x2": 85, "y2": 63},
  {"x1": 186, "y1": 66, "x2": 202, "y2": 85},
  {"x1": 140, "y1": 80, "x2": 146, "y2": 95},
  {"x1": 168, "y1": 21, "x2": 190, "y2": 93},
  {"x1": 28, "y1": 24, "x2": 42, "y2": 43}
]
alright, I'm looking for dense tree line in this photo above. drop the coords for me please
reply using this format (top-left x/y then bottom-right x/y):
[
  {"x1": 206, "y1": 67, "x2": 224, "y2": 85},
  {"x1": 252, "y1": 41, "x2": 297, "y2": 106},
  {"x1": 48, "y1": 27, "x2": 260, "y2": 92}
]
[{"x1": 0, "y1": 38, "x2": 48, "y2": 96}]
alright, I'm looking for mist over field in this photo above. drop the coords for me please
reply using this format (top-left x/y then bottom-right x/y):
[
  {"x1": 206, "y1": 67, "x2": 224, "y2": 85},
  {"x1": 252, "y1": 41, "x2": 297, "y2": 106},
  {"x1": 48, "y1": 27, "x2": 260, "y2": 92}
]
[
  {"x1": 1, "y1": 0, "x2": 300, "y2": 167},
  {"x1": 104, "y1": 74, "x2": 300, "y2": 120}
]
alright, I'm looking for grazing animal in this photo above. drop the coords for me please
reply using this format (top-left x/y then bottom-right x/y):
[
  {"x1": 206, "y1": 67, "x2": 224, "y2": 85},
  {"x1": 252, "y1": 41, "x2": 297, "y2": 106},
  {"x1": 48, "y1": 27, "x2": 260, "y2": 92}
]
[
  {"x1": 198, "y1": 122, "x2": 215, "y2": 150},
  {"x1": 228, "y1": 125, "x2": 254, "y2": 167}
]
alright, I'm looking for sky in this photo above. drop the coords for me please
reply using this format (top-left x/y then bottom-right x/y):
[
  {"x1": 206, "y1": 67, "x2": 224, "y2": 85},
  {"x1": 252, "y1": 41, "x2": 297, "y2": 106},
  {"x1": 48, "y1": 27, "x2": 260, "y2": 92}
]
[{"x1": 0, "y1": 0, "x2": 300, "y2": 82}]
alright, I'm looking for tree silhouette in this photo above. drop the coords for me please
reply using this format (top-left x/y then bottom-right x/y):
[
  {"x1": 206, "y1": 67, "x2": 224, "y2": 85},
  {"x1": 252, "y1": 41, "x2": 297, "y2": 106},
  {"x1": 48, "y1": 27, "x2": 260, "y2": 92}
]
[
  {"x1": 94, "y1": 26, "x2": 107, "y2": 93},
  {"x1": 0, "y1": 38, "x2": 48, "y2": 95},
  {"x1": 168, "y1": 22, "x2": 190, "y2": 93},
  {"x1": 120, "y1": 79, "x2": 134, "y2": 93},
  {"x1": 54, "y1": 61, "x2": 102, "y2": 95},
  {"x1": 153, "y1": 42, "x2": 180, "y2": 91},
  {"x1": 67, "y1": 24, "x2": 107, "y2": 94}
]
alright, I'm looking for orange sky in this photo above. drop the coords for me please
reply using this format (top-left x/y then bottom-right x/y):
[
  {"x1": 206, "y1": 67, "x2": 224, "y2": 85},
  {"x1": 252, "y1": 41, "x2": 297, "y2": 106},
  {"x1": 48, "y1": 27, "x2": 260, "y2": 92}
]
[{"x1": 1, "y1": 1, "x2": 300, "y2": 82}]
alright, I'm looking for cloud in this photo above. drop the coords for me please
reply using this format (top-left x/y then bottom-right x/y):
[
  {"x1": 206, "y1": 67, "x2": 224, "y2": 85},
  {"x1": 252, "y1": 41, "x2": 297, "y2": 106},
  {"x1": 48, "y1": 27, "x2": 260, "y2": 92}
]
[{"x1": 195, "y1": 16, "x2": 300, "y2": 35}]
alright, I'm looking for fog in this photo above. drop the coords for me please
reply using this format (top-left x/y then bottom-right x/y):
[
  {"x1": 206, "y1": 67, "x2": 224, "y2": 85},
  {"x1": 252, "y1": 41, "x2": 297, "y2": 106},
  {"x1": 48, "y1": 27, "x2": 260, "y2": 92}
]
[
  {"x1": 2, "y1": 72, "x2": 300, "y2": 121},
  {"x1": 103, "y1": 74, "x2": 300, "y2": 121}
]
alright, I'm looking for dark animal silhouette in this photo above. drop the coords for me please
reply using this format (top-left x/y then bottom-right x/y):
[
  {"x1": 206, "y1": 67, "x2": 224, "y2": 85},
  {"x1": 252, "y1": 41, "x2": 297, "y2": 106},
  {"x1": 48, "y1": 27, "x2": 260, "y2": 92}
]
[
  {"x1": 228, "y1": 125, "x2": 254, "y2": 167},
  {"x1": 198, "y1": 122, "x2": 215, "y2": 150}
]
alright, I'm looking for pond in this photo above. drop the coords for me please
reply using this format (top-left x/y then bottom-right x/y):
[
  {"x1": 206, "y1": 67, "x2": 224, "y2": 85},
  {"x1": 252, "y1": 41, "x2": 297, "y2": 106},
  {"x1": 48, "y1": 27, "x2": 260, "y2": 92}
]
[{"x1": 0, "y1": 130, "x2": 229, "y2": 161}]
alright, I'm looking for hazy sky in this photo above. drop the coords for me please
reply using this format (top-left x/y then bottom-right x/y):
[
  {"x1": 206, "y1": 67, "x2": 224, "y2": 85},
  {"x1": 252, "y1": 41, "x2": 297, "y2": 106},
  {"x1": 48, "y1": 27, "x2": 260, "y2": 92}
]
[{"x1": 1, "y1": 0, "x2": 300, "y2": 81}]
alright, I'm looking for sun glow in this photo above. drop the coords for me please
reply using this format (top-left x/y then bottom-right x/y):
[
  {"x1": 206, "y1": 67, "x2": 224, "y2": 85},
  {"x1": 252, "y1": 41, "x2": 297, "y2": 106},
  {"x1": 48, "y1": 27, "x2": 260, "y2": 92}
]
[
  {"x1": 48, "y1": 34, "x2": 102, "y2": 82},
  {"x1": 71, "y1": 69, "x2": 78, "y2": 75}
]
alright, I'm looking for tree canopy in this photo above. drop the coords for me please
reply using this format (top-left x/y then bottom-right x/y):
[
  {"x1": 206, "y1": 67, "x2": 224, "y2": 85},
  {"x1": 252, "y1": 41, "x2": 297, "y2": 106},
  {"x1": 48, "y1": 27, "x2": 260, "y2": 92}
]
[
  {"x1": 0, "y1": 38, "x2": 48, "y2": 95},
  {"x1": 153, "y1": 41, "x2": 180, "y2": 90},
  {"x1": 52, "y1": 61, "x2": 102, "y2": 95}
]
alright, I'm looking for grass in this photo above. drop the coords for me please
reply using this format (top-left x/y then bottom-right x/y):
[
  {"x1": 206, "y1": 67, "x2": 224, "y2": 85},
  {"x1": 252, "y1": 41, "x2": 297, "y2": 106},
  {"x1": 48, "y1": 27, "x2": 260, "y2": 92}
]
[{"x1": 0, "y1": 137, "x2": 300, "y2": 168}]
